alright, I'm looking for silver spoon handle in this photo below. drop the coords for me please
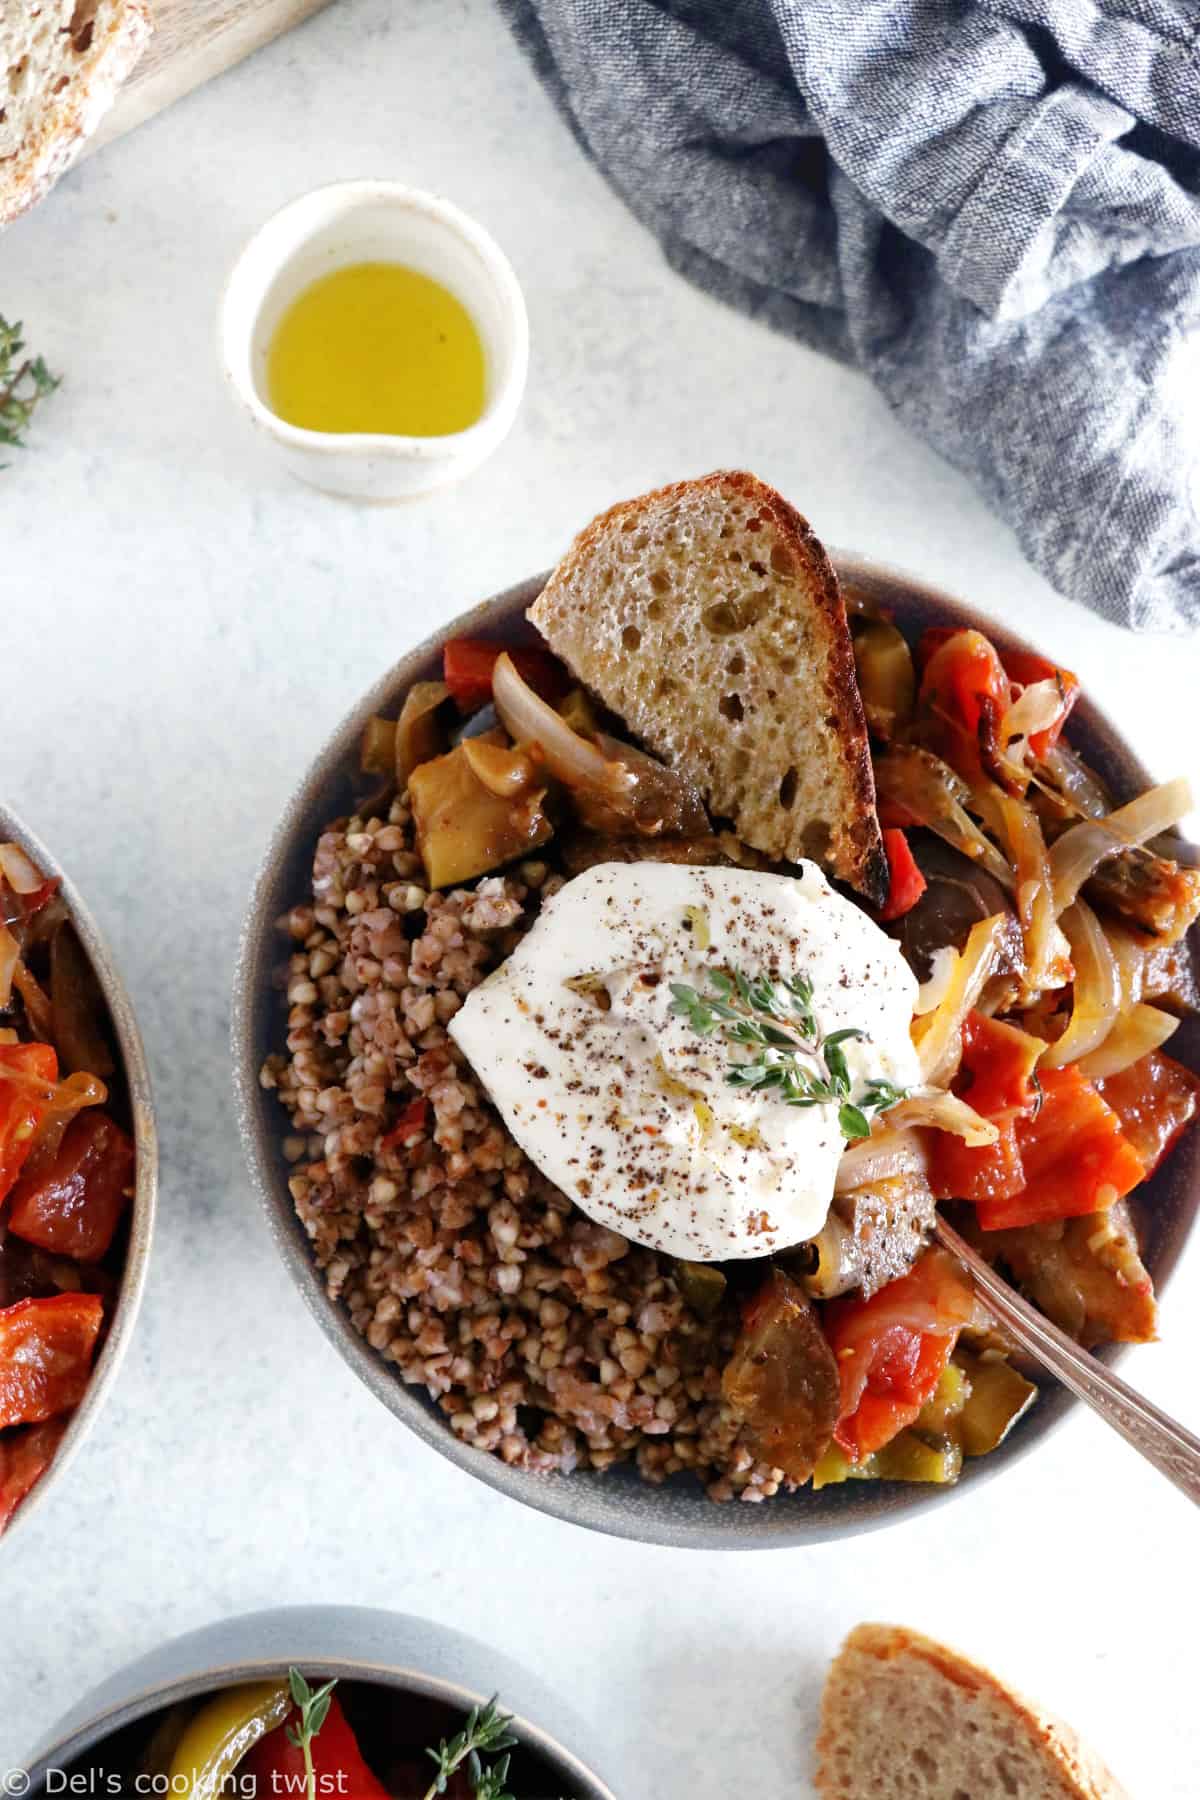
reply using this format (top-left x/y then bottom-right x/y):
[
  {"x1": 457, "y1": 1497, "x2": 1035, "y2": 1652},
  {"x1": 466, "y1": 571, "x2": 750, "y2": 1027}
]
[{"x1": 935, "y1": 1216, "x2": 1200, "y2": 1505}]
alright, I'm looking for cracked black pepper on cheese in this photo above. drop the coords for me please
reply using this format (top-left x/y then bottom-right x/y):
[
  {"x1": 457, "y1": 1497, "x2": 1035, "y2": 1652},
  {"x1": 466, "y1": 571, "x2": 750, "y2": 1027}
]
[{"x1": 449, "y1": 861, "x2": 921, "y2": 1260}]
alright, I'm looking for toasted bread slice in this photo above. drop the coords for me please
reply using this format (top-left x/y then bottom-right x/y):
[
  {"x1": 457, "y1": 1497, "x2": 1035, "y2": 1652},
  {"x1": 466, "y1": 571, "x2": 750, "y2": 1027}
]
[
  {"x1": 527, "y1": 472, "x2": 885, "y2": 901},
  {"x1": 1, "y1": 2, "x2": 152, "y2": 229},
  {"x1": 815, "y1": 1623, "x2": 1129, "y2": 1800}
]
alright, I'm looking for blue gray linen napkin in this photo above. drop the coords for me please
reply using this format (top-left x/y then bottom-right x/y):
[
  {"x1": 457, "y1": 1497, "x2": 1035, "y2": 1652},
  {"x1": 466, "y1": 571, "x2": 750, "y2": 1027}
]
[{"x1": 499, "y1": 0, "x2": 1200, "y2": 631}]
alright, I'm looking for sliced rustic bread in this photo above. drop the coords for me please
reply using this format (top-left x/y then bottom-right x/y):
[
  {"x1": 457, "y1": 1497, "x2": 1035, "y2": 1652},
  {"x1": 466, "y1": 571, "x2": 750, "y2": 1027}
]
[
  {"x1": 815, "y1": 1623, "x2": 1129, "y2": 1800},
  {"x1": 1, "y1": 1, "x2": 152, "y2": 228},
  {"x1": 527, "y1": 471, "x2": 885, "y2": 900}
]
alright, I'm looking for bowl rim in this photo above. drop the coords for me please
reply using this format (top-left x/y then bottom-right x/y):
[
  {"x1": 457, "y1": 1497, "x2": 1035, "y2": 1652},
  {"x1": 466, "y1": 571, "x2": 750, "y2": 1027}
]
[
  {"x1": 0, "y1": 803, "x2": 158, "y2": 1545},
  {"x1": 231, "y1": 550, "x2": 1197, "y2": 1550},
  {"x1": 218, "y1": 179, "x2": 531, "y2": 463},
  {"x1": 23, "y1": 1604, "x2": 616, "y2": 1800}
]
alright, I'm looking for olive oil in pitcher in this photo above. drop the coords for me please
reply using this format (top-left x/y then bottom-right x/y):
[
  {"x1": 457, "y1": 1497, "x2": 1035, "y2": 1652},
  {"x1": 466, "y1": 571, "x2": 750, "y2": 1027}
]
[{"x1": 266, "y1": 261, "x2": 487, "y2": 437}]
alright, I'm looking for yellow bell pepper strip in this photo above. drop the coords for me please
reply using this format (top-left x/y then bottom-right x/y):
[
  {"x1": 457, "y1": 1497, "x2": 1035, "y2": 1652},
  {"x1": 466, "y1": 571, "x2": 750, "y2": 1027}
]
[{"x1": 167, "y1": 1681, "x2": 292, "y2": 1800}]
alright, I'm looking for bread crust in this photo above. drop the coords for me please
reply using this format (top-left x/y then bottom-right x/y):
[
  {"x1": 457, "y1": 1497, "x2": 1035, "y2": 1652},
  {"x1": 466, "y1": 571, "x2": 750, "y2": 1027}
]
[
  {"x1": 0, "y1": 2, "x2": 153, "y2": 229},
  {"x1": 530, "y1": 471, "x2": 886, "y2": 902},
  {"x1": 815, "y1": 1623, "x2": 1130, "y2": 1800}
]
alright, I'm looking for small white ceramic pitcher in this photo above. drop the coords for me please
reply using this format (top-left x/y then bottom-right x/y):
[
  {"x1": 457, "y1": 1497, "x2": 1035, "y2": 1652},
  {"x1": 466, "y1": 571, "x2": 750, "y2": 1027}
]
[{"x1": 220, "y1": 180, "x2": 529, "y2": 501}]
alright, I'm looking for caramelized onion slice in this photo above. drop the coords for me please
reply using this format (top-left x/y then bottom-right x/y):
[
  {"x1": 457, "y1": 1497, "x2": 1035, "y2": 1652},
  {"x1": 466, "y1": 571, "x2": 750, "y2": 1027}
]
[
  {"x1": 1041, "y1": 898, "x2": 1121, "y2": 1069},
  {"x1": 0, "y1": 843, "x2": 43, "y2": 894},
  {"x1": 835, "y1": 1126, "x2": 929, "y2": 1195},
  {"x1": 874, "y1": 747, "x2": 1013, "y2": 889},
  {"x1": 493, "y1": 651, "x2": 708, "y2": 837},
  {"x1": 1049, "y1": 778, "x2": 1193, "y2": 915},
  {"x1": 1041, "y1": 744, "x2": 1111, "y2": 819},
  {"x1": 494, "y1": 652, "x2": 636, "y2": 796},
  {"x1": 1001, "y1": 679, "x2": 1065, "y2": 750},
  {"x1": 989, "y1": 790, "x2": 1064, "y2": 994},
  {"x1": 885, "y1": 1089, "x2": 999, "y2": 1149},
  {"x1": 1077, "y1": 1004, "x2": 1179, "y2": 1080},
  {"x1": 0, "y1": 924, "x2": 17, "y2": 1010},
  {"x1": 915, "y1": 946, "x2": 958, "y2": 1016},
  {"x1": 0, "y1": 1058, "x2": 107, "y2": 1112},
  {"x1": 914, "y1": 913, "x2": 1008, "y2": 1088}
]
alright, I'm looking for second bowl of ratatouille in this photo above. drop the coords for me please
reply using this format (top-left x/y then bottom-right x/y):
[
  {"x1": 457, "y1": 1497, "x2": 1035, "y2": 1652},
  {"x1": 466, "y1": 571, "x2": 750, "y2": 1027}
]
[
  {"x1": 1, "y1": 804, "x2": 156, "y2": 1540},
  {"x1": 234, "y1": 471, "x2": 1200, "y2": 1548}
]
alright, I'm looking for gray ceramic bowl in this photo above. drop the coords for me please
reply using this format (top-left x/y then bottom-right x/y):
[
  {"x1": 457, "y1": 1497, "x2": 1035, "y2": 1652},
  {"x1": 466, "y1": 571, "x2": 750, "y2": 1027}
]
[
  {"x1": 232, "y1": 557, "x2": 1199, "y2": 1549},
  {"x1": 23, "y1": 1605, "x2": 618, "y2": 1799},
  {"x1": 0, "y1": 803, "x2": 157, "y2": 1544}
]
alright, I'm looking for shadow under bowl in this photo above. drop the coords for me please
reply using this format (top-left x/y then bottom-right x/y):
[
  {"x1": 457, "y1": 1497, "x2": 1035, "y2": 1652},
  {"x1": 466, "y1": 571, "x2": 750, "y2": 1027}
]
[
  {"x1": 232, "y1": 556, "x2": 1200, "y2": 1549},
  {"x1": 0, "y1": 802, "x2": 157, "y2": 1545}
]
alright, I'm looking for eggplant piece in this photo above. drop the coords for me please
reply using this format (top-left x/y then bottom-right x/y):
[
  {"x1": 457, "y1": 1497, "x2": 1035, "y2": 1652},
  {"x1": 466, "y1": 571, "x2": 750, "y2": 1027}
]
[
  {"x1": 395, "y1": 680, "x2": 454, "y2": 786},
  {"x1": 887, "y1": 834, "x2": 1022, "y2": 982},
  {"x1": 976, "y1": 1201, "x2": 1156, "y2": 1348},
  {"x1": 1106, "y1": 923, "x2": 1200, "y2": 1015},
  {"x1": 722, "y1": 1268, "x2": 840, "y2": 1483},
  {"x1": 851, "y1": 617, "x2": 916, "y2": 742},
  {"x1": 953, "y1": 1350, "x2": 1037, "y2": 1456},
  {"x1": 408, "y1": 743, "x2": 553, "y2": 888},
  {"x1": 827, "y1": 1169, "x2": 936, "y2": 1299},
  {"x1": 676, "y1": 1260, "x2": 728, "y2": 1319},
  {"x1": 1086, "y1": 849, "x2": 1200, "y2": 945}
]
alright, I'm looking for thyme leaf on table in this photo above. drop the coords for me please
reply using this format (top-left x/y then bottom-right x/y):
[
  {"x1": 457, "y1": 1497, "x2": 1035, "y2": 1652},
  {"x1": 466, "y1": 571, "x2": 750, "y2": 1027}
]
[
  {"x1": 0, "y1": 316, "x2": 60, "y2": 460},
  {"x1": 669, "y1": 968, "x2": 907, "y2": 1141}
]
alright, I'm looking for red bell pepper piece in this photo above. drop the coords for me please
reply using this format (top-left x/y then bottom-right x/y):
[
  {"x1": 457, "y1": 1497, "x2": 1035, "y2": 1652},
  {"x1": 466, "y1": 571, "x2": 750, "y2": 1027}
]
[
  {"x1": 914, "y1": 625, "x2": 961, "y2": 672},
  {"x1": 974, "y1": 1066, "x2": 1145, "y2": 1232},
  {"x1": 1094, "y1": 1051, "x2": 1200, "y2": 1181},
  {"x1": 8, "y1": 1110, "x2": 135, "y2": 1262},
  {"x1": 953, "y1": 1013, "x2": 1042, "y2": 1119},
  {"x1": 932, "y1": 1114, "x2": 1026, "y2": 1208},
  {"x1": 929, "y1": 1013, "x2": 1044, "y2": 1206},
  {"x1": 0, "y1": 1042, "x2": 58, "y2": 1207},
  {"x1": 0, "y1": 1292, "x2": 104, "y2": 1429},
  {"x1": 378, "y1": 1095, "x2": 428, "y2": 1152},
  {"x1": 824, "y1": 1249, "x2": 977, "y2": 1461},
  {"x1": 999, "y1": 648, "x2": 1079, "y2": 760},
  {"x1": 442, "y1": 638, "x2": 569, "y2": 712},
  {"x1": 917, "y1": 628, "x2": 1012, "y2": 783},
  {"x1": 241, "y1": 1693, "x2": 391, "y2": 1800},
  {"x1": 22, "y1": 876, "x2": 61, "y2": 916},
  {"x1": 0, "y1": 1417, "x2": 67, "y2": 1533},
  {"x1": 878, "y1": 828, "x2": 927, "y2": 921}
]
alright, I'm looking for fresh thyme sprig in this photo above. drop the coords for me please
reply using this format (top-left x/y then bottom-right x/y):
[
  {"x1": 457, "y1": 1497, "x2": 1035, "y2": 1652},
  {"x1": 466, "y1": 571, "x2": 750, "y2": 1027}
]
[
  {"x1": 0, "y1": 316, "x2": 59, "y2": 459},
  {"x1": 424, "y1": 1696, "x2": 519, "y2": 1800},
  {"x1": 669, "y1": 968, "x2": 906, "y2": 1141},
  {"x1": 287, "y1": 1669, "x2": 338, "y2": 1800},
  {"x1": 282, "y1": 1674, "x2": 535, "y2": 1800}
]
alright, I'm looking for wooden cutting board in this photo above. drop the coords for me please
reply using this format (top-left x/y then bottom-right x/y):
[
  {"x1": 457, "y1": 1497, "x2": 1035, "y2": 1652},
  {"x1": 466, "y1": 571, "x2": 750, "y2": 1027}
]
[{"x1": 92, "y1": 0, "x2": 337, "y2": 150}]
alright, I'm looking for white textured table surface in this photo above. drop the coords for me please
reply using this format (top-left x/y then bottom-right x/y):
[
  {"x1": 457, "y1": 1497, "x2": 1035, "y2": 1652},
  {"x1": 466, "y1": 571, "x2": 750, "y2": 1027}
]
[{"x1": 2, "y1": 2, "x2": 1198, "y2": 1794}]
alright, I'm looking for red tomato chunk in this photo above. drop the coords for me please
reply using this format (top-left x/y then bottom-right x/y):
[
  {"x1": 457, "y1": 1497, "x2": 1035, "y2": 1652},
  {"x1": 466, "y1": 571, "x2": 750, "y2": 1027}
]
[
  {"x1": 1095, "y1": 1052, "x2": 1200, "y2": 1180},
  {"x1": 442, "y1": 638, "x2": 568, "y2": 712},
  {"x1": 974, "y1": 1067, "x2": 1145, "y2": 1233},
  {"x1": 0, "y1": 1417, "x2": 67, "y2": 1531},
  {"x1": 8, "y1": 1110, "x2": 134, "y2": 1261},
  {"x1": 0, "y1": 1292, "x2": 104, "y2": 1429},
  {"x1": 824, "y1": 1250, "x2": 976, "y2": 1462},
  {"x1": 0, "y1": 1041, "x2": 57, "y2": 1206},
  {"x1": 879, "y1": 828, "x2": 927, "y2": 921}
]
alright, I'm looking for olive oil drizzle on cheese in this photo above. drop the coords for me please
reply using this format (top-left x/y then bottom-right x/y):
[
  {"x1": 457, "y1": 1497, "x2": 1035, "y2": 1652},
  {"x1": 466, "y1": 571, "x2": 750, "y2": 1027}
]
[{"x1": 266, "y1": 261, "x2": 486, "y2": 437}]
